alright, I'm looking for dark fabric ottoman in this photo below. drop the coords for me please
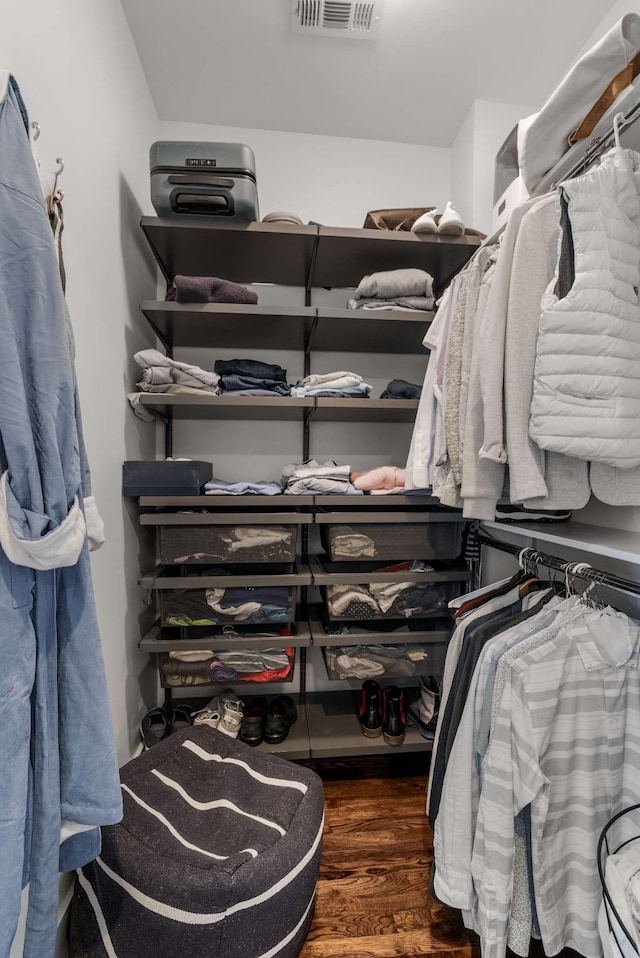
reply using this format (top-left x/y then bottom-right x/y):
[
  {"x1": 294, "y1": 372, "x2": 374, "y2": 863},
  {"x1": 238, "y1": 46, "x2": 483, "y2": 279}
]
[{"x1": 69, "y1": 727, "x2": 324, "y2": 958}]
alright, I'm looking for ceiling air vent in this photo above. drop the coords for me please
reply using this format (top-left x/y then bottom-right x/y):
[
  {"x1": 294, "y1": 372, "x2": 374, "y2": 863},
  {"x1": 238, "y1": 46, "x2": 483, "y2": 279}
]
[{"x1": 292, "y1": 0, "x2": 383, "y2": 39}]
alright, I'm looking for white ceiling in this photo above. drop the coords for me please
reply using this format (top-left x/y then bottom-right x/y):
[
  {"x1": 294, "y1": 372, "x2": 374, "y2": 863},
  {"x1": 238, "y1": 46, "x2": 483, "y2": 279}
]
[{"x1": 121, "y1": 0, "x2": 615, "y2": 147}]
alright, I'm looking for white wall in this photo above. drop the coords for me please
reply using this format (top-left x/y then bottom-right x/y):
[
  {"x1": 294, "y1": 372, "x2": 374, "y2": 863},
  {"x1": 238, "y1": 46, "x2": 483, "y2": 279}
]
[
  {"x1": 1, "y1": 3, "x2": 160, "y2": 949},
  {"x1": 450, "y1": 98, "x2": 536, "y2": 235},
  {"x1": 158, "y1": 120, "x2": 451, "y2": 228}
]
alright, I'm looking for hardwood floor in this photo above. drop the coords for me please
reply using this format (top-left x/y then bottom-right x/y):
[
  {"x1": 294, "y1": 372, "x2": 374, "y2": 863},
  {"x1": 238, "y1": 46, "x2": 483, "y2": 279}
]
[{"x1": 299, "y1": 772, "x2": 476, "y2": 958}]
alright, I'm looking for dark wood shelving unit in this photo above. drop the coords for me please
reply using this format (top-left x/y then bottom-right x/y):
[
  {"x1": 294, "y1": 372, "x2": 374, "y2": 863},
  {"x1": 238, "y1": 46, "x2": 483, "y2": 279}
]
[{"x1": 132, "y1": 215, "x2": 480, "y2": 758}]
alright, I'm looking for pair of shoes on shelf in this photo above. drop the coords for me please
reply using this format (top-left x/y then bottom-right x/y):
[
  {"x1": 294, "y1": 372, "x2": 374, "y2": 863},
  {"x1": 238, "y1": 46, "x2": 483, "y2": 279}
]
[
  {"x1": 412, "y1": 202, "x2": 465, "y2": 236},
  {"x1": 359, "y1": 680, "x2": 406, "y2": 746},
  {"x1": 192, "y1": 688, "x2": 244, "y2": 738},
  {"x1": 139, "y1": 703, "x2": 194, "y2": 750},
  {"x1": 240, "y1": 695, "x2": 298, "y2": 747},
  {"x1": 405, "y1": 677, "x2": 440, "y2": 741}
]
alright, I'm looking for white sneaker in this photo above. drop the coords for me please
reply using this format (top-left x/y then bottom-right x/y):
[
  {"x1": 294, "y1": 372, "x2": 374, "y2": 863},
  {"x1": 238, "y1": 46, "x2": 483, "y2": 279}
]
[
  {"x1": 437, "y1": 201, "x2": 465, "y2": 235},
  {"x1": 411, "y1": 209, "x2": 438, "y2": 235},
  {"x1": 217, "y1": 688, "x2": 245, "y2": 739},
  {"x1": 193, "y1": 705, "x2": 221, "y2": 729}
]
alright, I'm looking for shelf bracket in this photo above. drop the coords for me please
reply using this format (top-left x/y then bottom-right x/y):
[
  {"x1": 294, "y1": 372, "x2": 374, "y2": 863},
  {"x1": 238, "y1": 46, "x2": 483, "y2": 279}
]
[{"x1": 304, "y1": 315, "x2": 318, "y2": 378}]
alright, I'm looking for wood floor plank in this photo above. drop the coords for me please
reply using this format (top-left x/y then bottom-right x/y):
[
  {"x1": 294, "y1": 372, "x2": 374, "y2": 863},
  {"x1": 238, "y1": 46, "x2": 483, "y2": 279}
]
[{"x1": 298, "y1": 773, "x2": 473, "y2": 958}]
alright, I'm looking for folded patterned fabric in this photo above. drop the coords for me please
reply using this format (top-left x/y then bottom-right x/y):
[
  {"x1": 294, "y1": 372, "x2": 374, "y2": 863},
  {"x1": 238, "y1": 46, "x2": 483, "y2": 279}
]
[
  {"x1": 220, "y1": 374, "x2": 291, "y2": 396},
  {"x1": 380, "y1": 379, "x2": 422, "y2": 400},
  {"x1": 134, "y1": 348, "x2": 220, "y2": 390},
  {"x1": 214, "y1": 359, "x2": 287, "y2": 382},
  {"x1": 327, "y1": 584, "x2": 380, "y2": 616},
  {"x1": 204, "y1": 478, "x2": 284, "y2": 496},
  {"x1": 347, "y1": 296, "x2": 435, "y2": 312},
  {"x1": 354, "y1": 268, "x2": 434, "y2": 301},
  {"x1": 166, "y1": 275, "x2": 258, "y2": 305}
]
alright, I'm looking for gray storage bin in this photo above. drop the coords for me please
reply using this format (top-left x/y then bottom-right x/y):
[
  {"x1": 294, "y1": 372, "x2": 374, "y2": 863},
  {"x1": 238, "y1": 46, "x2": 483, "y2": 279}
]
[
  {"x1": 158, "y1": 649, "x2": 296, "y2": 688},
  {"x1": 321, "y1": 521, "x2": 464, "y2": 561},
  {"x1": 160, "y1": 585, "x2": 297, "y2": 627},
  {"x1": 322, "y1": 579, "x2": 453, "y2": 622},
  {"x1": 160, "y1": 525, "x2": 298, "y2": 564},
  {"x1": 322, "y1": 643, "x2": 449, "y2": 681}
]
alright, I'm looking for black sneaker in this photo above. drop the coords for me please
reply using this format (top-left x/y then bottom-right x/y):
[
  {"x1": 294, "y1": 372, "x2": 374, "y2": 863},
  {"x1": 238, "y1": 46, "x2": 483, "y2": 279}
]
[
  {"x1": 140, "y1": 706, "x2": 170, "y2": 750},
  {"x1": 383, "y1": 686, "x2": 406, "y2": 746},
  {"x1": 358, "y1": 679, "x2": 383, "y2": 738},
  {"x1": 264, "y1": 695, "x2": 298, "y2": 745},
  {"x1": 240, "y1": 697, "x2": 268, "y2": 747}
]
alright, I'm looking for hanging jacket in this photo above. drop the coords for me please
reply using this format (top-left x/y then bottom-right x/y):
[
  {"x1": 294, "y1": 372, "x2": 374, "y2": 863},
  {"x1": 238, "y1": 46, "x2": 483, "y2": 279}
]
[
  {"x1": 0, "y1": 74, "x2": 121, "y2": 958},
  {"x1": 529, "y1": 148, "x2": 640, "y2": 468}
]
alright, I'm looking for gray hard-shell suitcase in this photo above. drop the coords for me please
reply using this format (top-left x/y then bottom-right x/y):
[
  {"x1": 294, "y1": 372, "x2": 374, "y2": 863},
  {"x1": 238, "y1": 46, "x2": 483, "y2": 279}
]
[{"x1": 150, "y1": 141, "x2": 259, "y2": 221}]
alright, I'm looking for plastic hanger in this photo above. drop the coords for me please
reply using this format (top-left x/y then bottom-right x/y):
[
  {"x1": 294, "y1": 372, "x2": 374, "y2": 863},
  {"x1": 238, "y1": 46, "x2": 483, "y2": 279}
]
[{"x1": 613, "y1": 111, "x2": 625, "y2": 148}]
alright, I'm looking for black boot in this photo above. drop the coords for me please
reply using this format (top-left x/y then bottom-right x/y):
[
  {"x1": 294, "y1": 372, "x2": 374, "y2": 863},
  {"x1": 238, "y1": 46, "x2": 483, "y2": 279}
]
[
  {"x1": 383, "y1": 685, "x2": 406, "y2": 746},
  {"x1": 359, "y1": 680, "x2": 382, "y2": 738}
]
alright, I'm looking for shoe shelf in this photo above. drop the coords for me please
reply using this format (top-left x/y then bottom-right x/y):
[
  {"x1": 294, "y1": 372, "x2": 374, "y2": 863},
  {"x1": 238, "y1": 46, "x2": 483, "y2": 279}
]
[
  {"x1": 140, "y1": 618, "x2": 312, "y2": 653},
  {"x1": 140, "y1": 217, "x2": 482, "y2": 292},
  {"x1": 307, "y1": 607, "x2": 452, "y2": 648},
  {"x1": 140, "y1": 301, "x2": 431, "y2": 354},
  {"x1": 170, "y1": 694, "x2": 311, "y2": 761},
  {"x1": 139, "y1": 510, "x2": 313, "y2": 526},
  {"x1": 139, "y1": 560, "x2": 312, "y2": 590},
  {"x1": 305, "y1": 690, "x2": 432, "y2": 758}
]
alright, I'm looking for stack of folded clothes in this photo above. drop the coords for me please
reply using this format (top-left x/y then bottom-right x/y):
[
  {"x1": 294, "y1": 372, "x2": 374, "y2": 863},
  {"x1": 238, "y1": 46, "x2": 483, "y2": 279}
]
[
  {"x1": 166, "y1": 275, "x2": 258, "y2": 305},
  {"x1": 160, "y1": 645, "x2": 294, "y2": 687},
  {"x1": 351, "y1": 465, "x2": 430, "y2": 496},
  {"x1": 164, "y1": 584, "x2": 295, "y2": 626},
  {"x1": 380, "y1": 379, "x2": 422, "y2": 399},
  {"x1": 204, "y1": 478, "x2": 284, "y2": 496},
  {"x1": 291, "y1": 371, "x2": 372, "y2": 399},
  {"x1": 325, "y1": 562, "x2": 448, "y2": 619},
  {"x1": 348, "y1": 268, "x2": 435, "y2": 312},
  {"x1": 131, "y1": 348, "x2": 220, "y2": 397},
  {"x1": 324, "y1": 643, "x2": 431, "y2": 680},
  {"x1": 214, "y1": 358, "x2": 291, "y2": 396},
  {"x1": 282, "y1": 459, "x2": 363, "y2": 496}
]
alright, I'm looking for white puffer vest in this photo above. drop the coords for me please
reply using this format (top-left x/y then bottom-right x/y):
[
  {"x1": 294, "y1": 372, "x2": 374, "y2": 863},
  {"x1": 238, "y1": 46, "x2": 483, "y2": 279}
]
[{"x1": 529, "y1": 147, "x2": 640, "y2": 468}]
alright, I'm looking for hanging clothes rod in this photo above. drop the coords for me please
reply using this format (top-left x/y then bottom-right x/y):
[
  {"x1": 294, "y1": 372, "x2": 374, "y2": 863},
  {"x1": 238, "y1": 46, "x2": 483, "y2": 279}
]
[
  {"x1": 479, "y1": 532, "x2": 640, "y2": 599},
  {"x1": 551, "y1": 93, "x2": 640, "y2": 187}
]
